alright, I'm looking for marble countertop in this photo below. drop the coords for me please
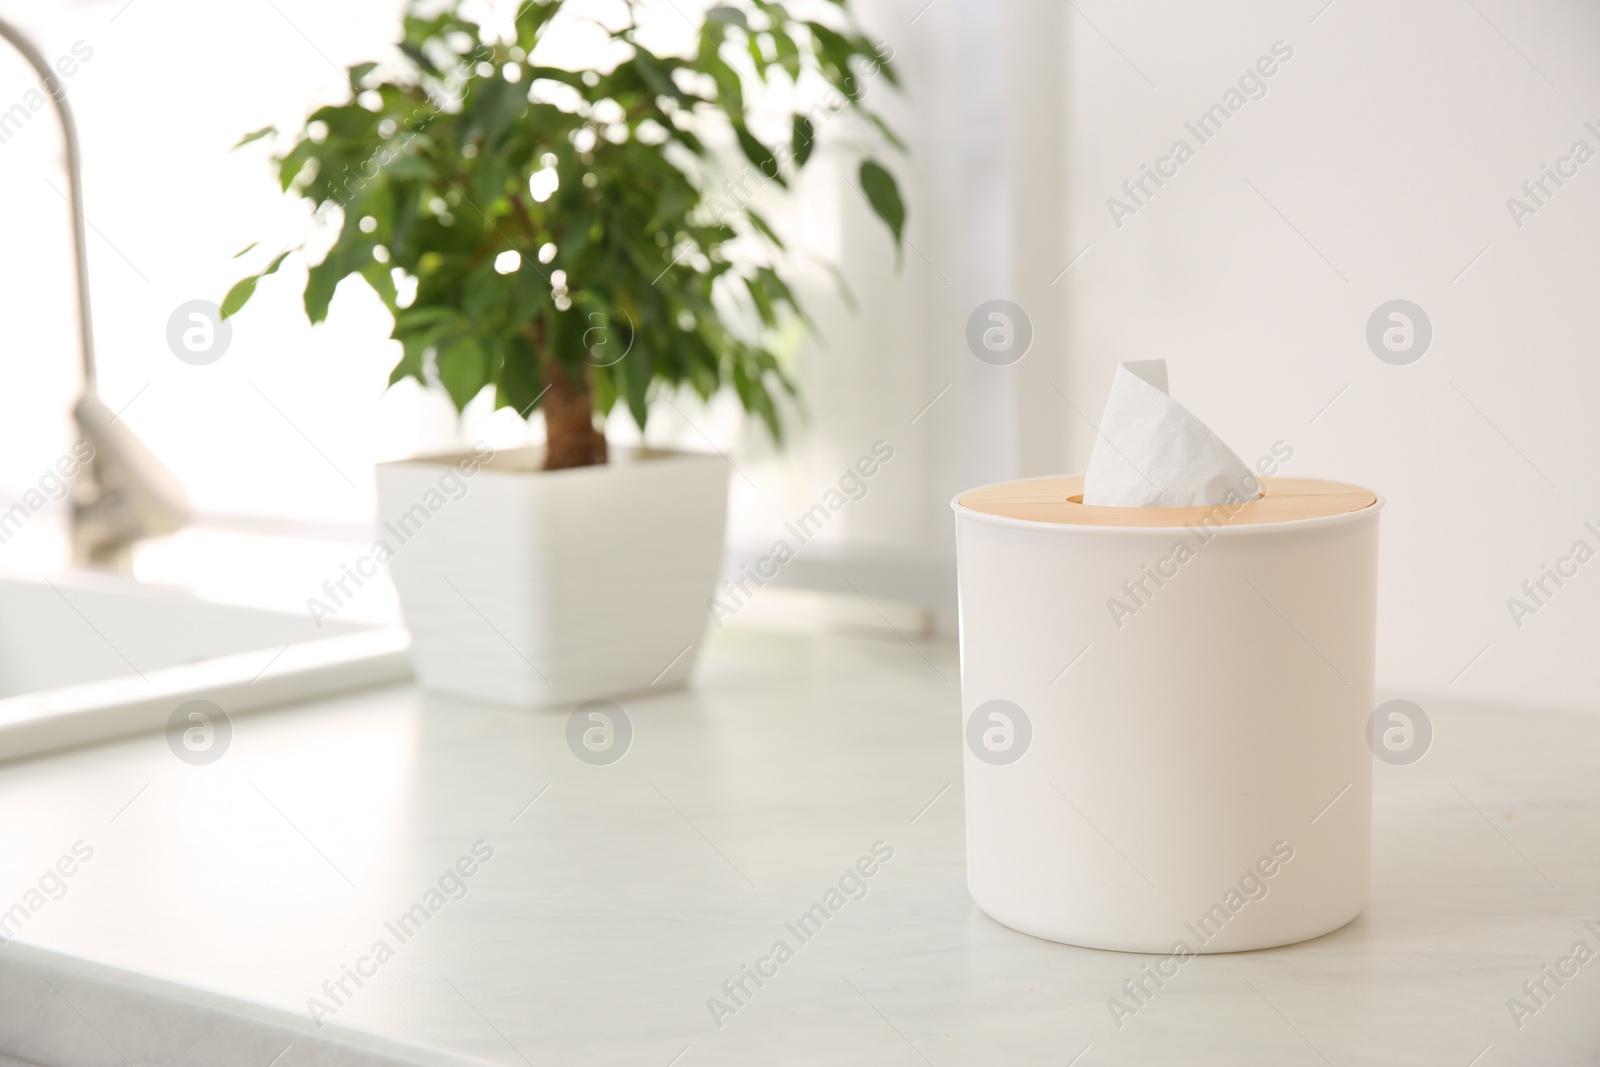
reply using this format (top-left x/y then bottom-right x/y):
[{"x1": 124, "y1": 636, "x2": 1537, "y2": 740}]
[{"x1": 0, "y1": 624, "x2": 1596, "y2": 1066}]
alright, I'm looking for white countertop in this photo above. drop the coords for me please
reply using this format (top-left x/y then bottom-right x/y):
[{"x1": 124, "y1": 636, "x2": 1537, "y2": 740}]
[{"x1": 0, "y1": 624, "x2": 1596, "y2": 1066}]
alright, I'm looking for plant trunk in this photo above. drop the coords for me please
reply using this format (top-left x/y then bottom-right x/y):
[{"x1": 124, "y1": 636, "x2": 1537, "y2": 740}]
[{"x1": 542, "y1": 360, "x2": 608, "y2": 470}]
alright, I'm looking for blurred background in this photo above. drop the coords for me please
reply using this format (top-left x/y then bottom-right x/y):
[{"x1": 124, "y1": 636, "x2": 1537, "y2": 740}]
[{"x1": 0, "y1": 0, "x2": 1594, "y2": 715}]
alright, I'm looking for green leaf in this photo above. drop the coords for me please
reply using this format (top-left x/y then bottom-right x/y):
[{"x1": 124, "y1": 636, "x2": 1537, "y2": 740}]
[
  {"x1": 858, "y1": 159, "x2": 904, "y2": 259},
  {"x1": 632, "y1": 48, "x2": 693, "y2": 106},
  {"x1": 867, "y1": 43, "x2": 900, "y2": 88},
  {"x1": 732, "y1": 124, "x2": 785, "y2": 187},
  {"x1": 309, "y1": 103, "x2": 376, "y2": 141},
  {"x1": 620, "y1": 345, "x2": 652, "y2": 428},
  {"x1": 398, "y1": 41, "x2": 438, "y2": 76},
  {"x1": 805, "y1": 21, "x2": 850, "y2": 55},
  {"x1": 303, "y1": 265, "x2": 342, "y2": 324},
  {"x1": 469, "y1": 153, "x2": 511, "y2": 208},
  {"x1": 511, "y1": 2, "x2": 563, "y2": 55},
  {"x1": 771, "y1": 28, "x2": 802, "y2": 80},
  {"x1": 305, "y1": 227, "x2": 368, "y2": 324},
  {"x1": 220, "y1": 275, "x2": 259, "y2": 319},
  {"x1": 745, "y1": 35, "x2": 768, "y2": 83},
  {"x1": 462, "y1": 259, "x2": 509, "y2": 323},
  {"x1": 864, "y1": 110, "x2": 908, "y2": 153},
  {"x1": 234, "y1": 125, "x2": 277, "y2": 149},
  {"x1": 706, "y1": 6, "x2": 749, "y2": 30},
  {"x1": 671, "y1": 125, "x2": 708, "y2": 157},
  {"x1": 394, "y1": 305, "x2": 460, "y2": 334},
  {"x1": 438, "y1": 335, "x2": 487, "y2": 409},
  {"x1": 276, "y1": 140, "x2": 317, "y2": 191},
  {"x1": 805, "y1": 21, "x2": 856, "y2": 88},
  {"x1": 389, "y1": 336, "x2": 428, "y2": 386},
  {"x1": 756, "y1": 265, "x2": 803, "y2": 320},
  {"x1": 745, "y1": 209, "x2": 785, "y2": 250},
  {"x1": 791, "y1": 114, "x2": 815, "y2": 168},
  {"x1": 525, "y1": 65, "x2": 587, "y2": 88},
  {"x1": 462, "y1": 76, "x2": 526, "y2": 147},
  {"x1": 220, "y1": 250, "x2": 291, "y2": 319},
  {"x1": 360, "y1": 258, "x2": 398, "y2": 311},
  {"x1": 508, "y1": 260, "x2": 551, "y2": 331},
  {"x1": 497, "y1": 330, "x2": 542, "y2": 414},
  {"x1": 699, "y1": 53, "x2": 744, "y2": 114},
  {"x1": 384, "y1": 152, "x2": 436, "y2": 182},
  {"x1": 744, "y1": 274, "x2": 776, "y2": 328}
]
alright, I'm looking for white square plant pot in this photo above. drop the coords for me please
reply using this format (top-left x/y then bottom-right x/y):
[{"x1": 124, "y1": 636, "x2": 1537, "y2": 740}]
[{"x1": 375, "y1": 446, "x2": 728, "y2": 708}]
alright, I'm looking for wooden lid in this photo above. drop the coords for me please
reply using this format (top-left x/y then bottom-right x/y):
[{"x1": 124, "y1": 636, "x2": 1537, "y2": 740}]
[{"x1": 956, "y1": 476, "x2": 1377, "y2": 528}]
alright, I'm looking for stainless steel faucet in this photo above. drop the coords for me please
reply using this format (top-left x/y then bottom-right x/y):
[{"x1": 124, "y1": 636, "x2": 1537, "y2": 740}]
[{"x1": 0, "y1": 14, "x2": 188, "y2": 567}]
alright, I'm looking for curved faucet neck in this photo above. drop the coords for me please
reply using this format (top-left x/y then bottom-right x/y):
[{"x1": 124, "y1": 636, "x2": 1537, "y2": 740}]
[{"x1": 0, "y1": 15, "x2": 95, "y2": 388}]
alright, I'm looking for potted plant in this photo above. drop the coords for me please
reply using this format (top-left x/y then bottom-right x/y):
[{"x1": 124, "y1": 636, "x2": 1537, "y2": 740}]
[{"x1": 223, "y1": 0, "x2": 905, "y2": 706}]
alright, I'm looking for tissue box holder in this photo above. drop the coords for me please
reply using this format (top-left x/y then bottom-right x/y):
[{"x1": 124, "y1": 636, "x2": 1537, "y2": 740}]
[{"x1": 953, "y1": 475, "x2": 1381, "y2": 953}]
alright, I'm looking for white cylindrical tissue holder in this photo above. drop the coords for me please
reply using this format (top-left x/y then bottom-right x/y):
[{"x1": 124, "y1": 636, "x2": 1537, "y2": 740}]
[{"x1": 953, "y1": 476, "x2": 1380, "y2": 953}]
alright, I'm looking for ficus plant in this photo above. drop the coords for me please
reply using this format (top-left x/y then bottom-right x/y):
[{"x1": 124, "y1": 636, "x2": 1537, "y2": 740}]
[{"x1": 224, "y1": 0, "x2": 905, "y2": 469}]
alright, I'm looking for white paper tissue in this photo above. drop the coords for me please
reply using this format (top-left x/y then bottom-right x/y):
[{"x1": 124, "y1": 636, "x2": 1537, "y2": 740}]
[{"x1": 1082, "y1": 360, "x2": 1259, "y2": 508}]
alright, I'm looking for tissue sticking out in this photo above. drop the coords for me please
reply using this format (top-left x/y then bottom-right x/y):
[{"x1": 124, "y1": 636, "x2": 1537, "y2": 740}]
[{"x1": 1082, "y1": 360, "x2": 1260, "y2": 508}]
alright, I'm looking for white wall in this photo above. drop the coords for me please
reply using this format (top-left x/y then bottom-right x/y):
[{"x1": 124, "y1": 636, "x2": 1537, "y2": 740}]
[
  {"x1": 731, "y1": 0, "x2": 1075, "y2": 610},
  {"x1": 773, "y1": 0, "x2": 1600, "y2": 716},
  {"x1": 1052, "y1": 0, "x2": 1600, "y2": 714}
]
